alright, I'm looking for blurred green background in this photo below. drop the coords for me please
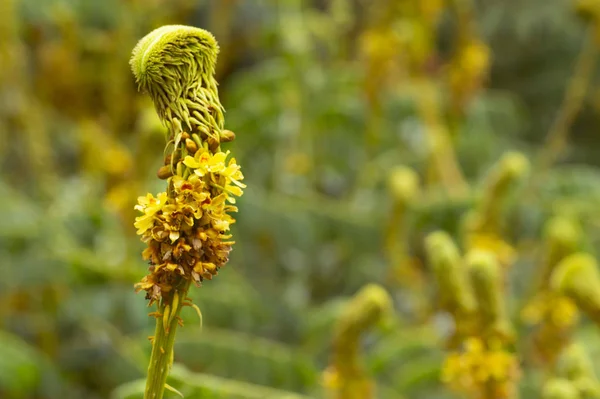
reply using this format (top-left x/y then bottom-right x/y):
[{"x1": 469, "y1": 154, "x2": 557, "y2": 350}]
[{"x1": 4, "y1": 0, "x2": 600, "y2": 398}]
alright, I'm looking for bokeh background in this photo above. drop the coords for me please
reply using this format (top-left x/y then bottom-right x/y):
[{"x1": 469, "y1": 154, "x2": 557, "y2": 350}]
[{"x1": 4, "y1": 0, "x2": 600, "y2": 398}]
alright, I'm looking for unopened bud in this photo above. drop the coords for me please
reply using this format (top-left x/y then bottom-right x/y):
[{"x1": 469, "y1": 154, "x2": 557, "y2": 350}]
[
  {"x1": 336, "y1": 284, "x2": 393, "y2": 338},
  {"x1": 576, "y1": 0, "x2": 600, "y2": 23},
  {"x1": 486, "y1": 152, "x2": 529, "y2": 196},
  {"x1": 220, "y1": 129, "x2": 236, "y2": 142},
  {"x1": 387, "y1": 166, "x2": 419, "y2": 205},
  {"x1": 185, "y1": 138, "x2": 198, "y2": 154},
  {"x1": 476, "y1": 151, "x2": 530, "y2": 232},
  {"x1": 425, "y1": 231, "x2": 476, "y2": 316},
  {"x1": 542, "y1": 379, "x2": 579, "y2": 399},
  {"x1": 556, "y1": 343, "x2": 597, "y2": 381},
  {"x1": 542, "y1": 216, "x2": 583, "y2": 284},
  {"x1": 466, "y1": 249, "x2": 514, "y2": 341},
  {"x1": 157, "y1": 165, "x2": 173, "y2": 179},
  {"x1": 551, "y1": 253, "x2": 600, "y2": 325}
]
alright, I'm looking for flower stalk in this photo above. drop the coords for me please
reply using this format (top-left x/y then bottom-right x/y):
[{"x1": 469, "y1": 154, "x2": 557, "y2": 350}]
[
  {"x1": 130, "y1": 25, "x2": 244, "y2": 399},
  {"x1": 145, "y1": 282, "x2": 189, "y2": 399},
  {"x1": 324, "y1": 284, "x2": 393, "y2": 399},
  {"x1": 521, "y1": 216, "x2": 582, "y2": 366},
  {"x1": 427, "y1": 232, "x2": 520, "y2": 398}
]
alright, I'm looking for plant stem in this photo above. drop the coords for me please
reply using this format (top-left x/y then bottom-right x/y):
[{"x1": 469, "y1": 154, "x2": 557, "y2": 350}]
[
  {"x1": 537, "y1": 27, "x2": 597, "y2": 172},
  {"x1": 417, "y1": 81, "x2": 469, "y2": 197},
  {"x1": 144, "y1": 281, "x2": 190, "y2": 399}
]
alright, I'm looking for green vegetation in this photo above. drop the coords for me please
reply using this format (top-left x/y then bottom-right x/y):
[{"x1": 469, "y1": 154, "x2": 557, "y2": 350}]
[{"x1": 4, "y1": 1, "x2": 600, "y2": 398}]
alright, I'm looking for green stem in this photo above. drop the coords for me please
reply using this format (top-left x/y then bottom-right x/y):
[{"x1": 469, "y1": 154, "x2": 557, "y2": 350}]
[
  {"x1": 144, "y1": 282, "x2": 190, "y2": 399},
  {"x1": 538, "y1": 26, "x2": 597, "y2": 172}
]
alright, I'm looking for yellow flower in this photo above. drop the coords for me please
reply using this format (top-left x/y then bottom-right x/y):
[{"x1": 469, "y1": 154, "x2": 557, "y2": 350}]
[
  {"x1": 552, "y1": 296, "x2": 579, "y2": 328},
  {"x1": 487, "y1": 350, "x2": 513, "y2": 380},
  {"x1": 522, "y1": 292, "x2": 579, "y2": 329},
  {"x1": 220, "y1": 156, "x2": 246, "y2": 198},
  {"x1": 442, "y1": 337, "x2": 519, "y2": 398},
  {"x1": 134, "y1": 192, "x2": 169, "y2": 235},
  {"x1": 322, "y1": 366, "x2": 341, "y2": 390},
  {"x1": 183, "y1": 149, "x2": 246, "y2": 201},
  {"x1": 467, "y1": 233, "x2": 516, "y2": 268},
  {"x1": 182, "y1": 148, "x2": 227, "y2": 176},
  {"x1": 173, "y1": 175, "x2": 209, "y2": 219}
]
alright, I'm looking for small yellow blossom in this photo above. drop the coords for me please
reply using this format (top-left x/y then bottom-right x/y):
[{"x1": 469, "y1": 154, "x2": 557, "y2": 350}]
[
  {"x1": 522, "y1": 292, "x2": 578, "y2": 329},
  {"x1": 442, "y1": 337, "x2": 520, "y2": 399},
  {"x1": 322, "y1": 366, "x2": 340, "y2": 390},
  {"x1": 183, "y1": 149, "x2": 246, "y2": 201},
  {"x1": 134, "y1": 192, "x2": 169, "y2": 235},
  {"x1": 466, "y1": 233, "x2": 516, "y2": 269}
]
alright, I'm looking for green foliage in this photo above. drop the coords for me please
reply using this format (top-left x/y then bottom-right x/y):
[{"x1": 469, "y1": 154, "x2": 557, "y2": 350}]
[
  {"x1": 4, "y1": 0, "x2": 600, "y2": 398},
  {"x1": 112, "y1": 364, "x2": 313, "y2": 399}
]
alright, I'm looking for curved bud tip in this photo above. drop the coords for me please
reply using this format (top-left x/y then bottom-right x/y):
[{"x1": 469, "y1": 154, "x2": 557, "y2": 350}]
[
  {"x1": 551, "y1": 253, "x2": 599, "y2": 296},
  {"x1": 576, "y1": 0, "x2": 600, "y2": 22},
  {"x1": 557, "y1": 343, "x2": 596, "y2": 380},
  {"x1": 466, "y1": 249, "x2": 499, "y2": 282},
  {"x1": 498, "y1": 151, "x2": 530, "y2": 181},
  {"x1": 387, "y1": 166, "x2": 420, "y2": 204},
  {"x1": 130, "y1": 25, "x2": 219, "y2": 92},
  {"x1": 545, "y1": 216, "x2": 582, "y2": 249},
  {"x1": 542, "y1": 379, "x2": 579, "y2": 399},
  {"x1": 575, "y1": 378, "x2": 600, "y2": 397},
  {"x1": 338, "y1": 284, "x2": 394, "y2": 336},
  {"x1": 425, "y1": 231, "x2": 460, "y2": 265},
  {"x1": 358, "y1": 284, "x2": 393, "y2": 310}
]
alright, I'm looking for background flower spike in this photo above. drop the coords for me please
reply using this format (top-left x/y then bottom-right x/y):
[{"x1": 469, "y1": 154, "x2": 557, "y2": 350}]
[
  {"x1": 425, "y1": 231, "x2": 476, "y2": 320},
  {"x1": 465, "y1": 151, "x2": 530, "y2": 238},
  {"x1": 466, "y1": 249, "x2": 515, "y2": 342},
  {"x1": 387, "y1": 165, "x2": 420, "y2": 206},
  {"x1": 551, "y1": 253, "x2": 600, "y2": 326},
  {"x1": 542, "y1": 216, "x2": 584, "y2": 286},
  {"x1": 325, "y1": 284, "x2": 393, "y2": 399}
]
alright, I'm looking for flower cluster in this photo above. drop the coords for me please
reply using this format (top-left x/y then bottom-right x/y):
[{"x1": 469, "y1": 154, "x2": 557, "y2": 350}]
[
  {"x1": 522, "y1": 292, "x2": 579, "y2": 330},
  {"x1": 134, "y1": 148, "x2": 244, "y2": 304},
  {"x1": 442, "y1": 337, "x2": 520, "y2": 399}
]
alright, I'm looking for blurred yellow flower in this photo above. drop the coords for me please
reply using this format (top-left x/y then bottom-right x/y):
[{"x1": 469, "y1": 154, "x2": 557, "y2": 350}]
[
  {"x1": 467, "y1": 233, "x2": 516, "y2": 269},
  {"x1": 523, "y1": 292, "x2": 579, "y2": 329},
  {"x1": 442, "y1": 337, "x2": 520, "y2": 399}
]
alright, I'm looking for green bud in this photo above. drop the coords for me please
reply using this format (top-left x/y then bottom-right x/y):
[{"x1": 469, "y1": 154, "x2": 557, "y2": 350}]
[
  {"x1": 475, "y1": 151, "x2": 530, "y2": 233},
  {"x1": 130, "y1": 25, "x2": 223, "y2": 132},
  {"x1": 387, "y1": 166, "x2": 420, "y2": 205},
  {"x1": 466, "y1": 249, "x2": 514, "y2": 341},
  {"x1": 542, "y1": 216, "x2": 583, "y2": 284},
  {"x1": 425, "y1": 231, "x2": 476, "y2": 316},
  {"x1": 551, "y1": 253, "x2": 600, "y2": 325},
  {"x1": 330, "y1": 284, "x2": 393, "y2": 399},
  {"x1": 335, "y1": 284, "x2": 394, "y2": 340},
  {"x1": 542, "y1": 378, "x2": 580, "y2": 399},
  {"x1": 556, "y1": 343, "x2": 598, "y2": 382}
]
